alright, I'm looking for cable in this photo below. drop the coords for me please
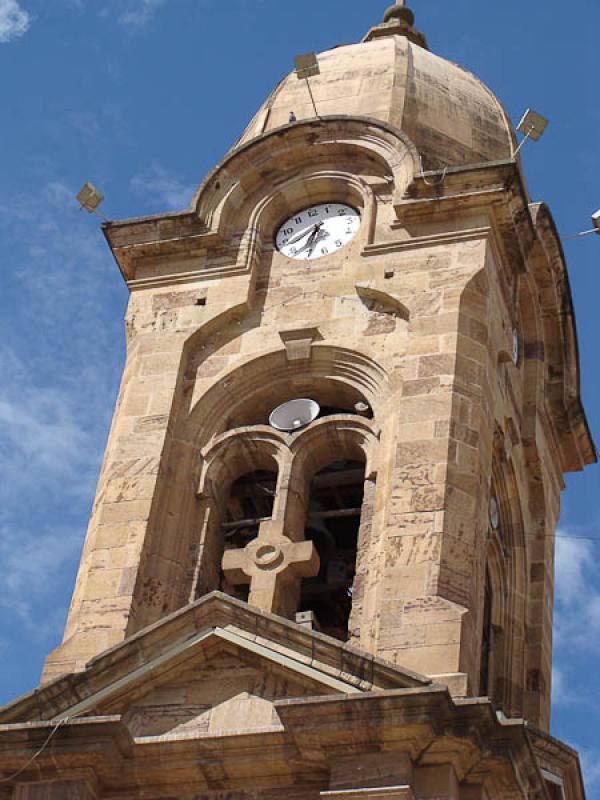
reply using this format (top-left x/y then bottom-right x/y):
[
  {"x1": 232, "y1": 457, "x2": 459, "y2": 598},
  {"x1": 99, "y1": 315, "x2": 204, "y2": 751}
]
[
  {"x1": 0, "y1": 717, "x2": 69, "y2": 783},
  {"x1": 419, "y1": 155, "x2": 448, "y2": 187}
]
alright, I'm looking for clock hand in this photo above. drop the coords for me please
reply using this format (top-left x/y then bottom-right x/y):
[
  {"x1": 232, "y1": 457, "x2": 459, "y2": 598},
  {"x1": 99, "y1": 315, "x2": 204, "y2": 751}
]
[
  {"x1": 286, "y1": 221, "x2": 323, "y2": 247},
  {"x1": 295, "y1": 224, "x2": 324, "y2": 255},
  {"x1": 307, "y1": 228, "x2": 330, "y2": 257}
]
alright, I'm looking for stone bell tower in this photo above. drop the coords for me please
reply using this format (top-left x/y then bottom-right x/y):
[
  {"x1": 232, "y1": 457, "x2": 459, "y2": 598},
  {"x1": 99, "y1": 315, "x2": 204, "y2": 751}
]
[{"x1": 0, "y1": 3, "x2": 595, "y2": 799}]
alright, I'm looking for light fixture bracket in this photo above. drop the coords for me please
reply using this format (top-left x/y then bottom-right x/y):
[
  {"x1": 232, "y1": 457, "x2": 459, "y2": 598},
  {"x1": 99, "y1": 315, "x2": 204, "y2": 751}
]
[
  {"x1": 517, "y1": 108, "x2": 549, "y2": 141},
  {"x1": 295, "y1": 53, "x2": 320, "y2": 80},
  {"x1": 76, "y1": 182, "x2": 105, "y2": 214}
]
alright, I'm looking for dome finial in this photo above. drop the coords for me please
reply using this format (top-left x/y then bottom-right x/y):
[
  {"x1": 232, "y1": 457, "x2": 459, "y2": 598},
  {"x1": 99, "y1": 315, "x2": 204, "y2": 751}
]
[
  {"x1": 383, "y1": 0, "x2": 415, "y2": 27},
  {"x1": 364, "y1": 0, "x2": 427, "y2": 49}
]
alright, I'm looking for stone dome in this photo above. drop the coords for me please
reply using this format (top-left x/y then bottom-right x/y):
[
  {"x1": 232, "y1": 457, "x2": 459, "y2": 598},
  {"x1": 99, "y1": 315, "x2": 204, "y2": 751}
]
[{"x1": 236, "y1": 13, "x2": 516, "y2": 171}]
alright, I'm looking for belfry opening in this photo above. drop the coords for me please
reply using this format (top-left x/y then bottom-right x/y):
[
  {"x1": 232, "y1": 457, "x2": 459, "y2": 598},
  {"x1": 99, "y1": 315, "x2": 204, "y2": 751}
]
[
  {"x1": 299, "y1": 458, "x2": 365, "y2": 641},
  {"x1": 220, "y1": 469, "x2": 278, "y2": 601}
]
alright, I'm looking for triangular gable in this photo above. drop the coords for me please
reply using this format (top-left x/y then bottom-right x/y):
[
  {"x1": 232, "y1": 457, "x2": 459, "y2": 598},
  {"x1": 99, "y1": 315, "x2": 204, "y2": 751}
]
[{"x1": 0, "y1": 592, "x2": 429, "y2": 727}]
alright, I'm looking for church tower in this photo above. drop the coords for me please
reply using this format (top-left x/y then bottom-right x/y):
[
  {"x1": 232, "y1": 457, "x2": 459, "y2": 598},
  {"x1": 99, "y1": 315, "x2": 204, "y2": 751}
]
[{"x1": 0, "y1": 3, "x2": 595, "y2": 799}]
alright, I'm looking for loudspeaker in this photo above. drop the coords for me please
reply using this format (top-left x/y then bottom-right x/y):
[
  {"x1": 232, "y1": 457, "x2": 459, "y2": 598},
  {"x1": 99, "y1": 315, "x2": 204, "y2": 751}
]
[{"x1": 269, "y1": 399, "x2": 320, "y2": 432}]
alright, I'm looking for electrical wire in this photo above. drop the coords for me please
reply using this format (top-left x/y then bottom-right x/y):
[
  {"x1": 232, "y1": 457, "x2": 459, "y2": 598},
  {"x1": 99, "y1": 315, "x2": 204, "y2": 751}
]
[{"x1": 0, "y1": 717, "x2": 70, "y2": 784}]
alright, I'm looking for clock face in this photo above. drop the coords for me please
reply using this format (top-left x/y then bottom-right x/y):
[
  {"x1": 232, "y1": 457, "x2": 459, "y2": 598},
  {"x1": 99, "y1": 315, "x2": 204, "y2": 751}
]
[{"x1": 275, "y1": 203, "x2": 361, "y2": 261}]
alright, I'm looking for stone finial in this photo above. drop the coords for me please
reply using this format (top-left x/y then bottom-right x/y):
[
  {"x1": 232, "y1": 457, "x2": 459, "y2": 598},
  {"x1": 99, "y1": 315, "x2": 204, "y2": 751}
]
[
  {"x1": 363, "y1": 0, "x2": 428, "y2": 49},
  {"x1": 383, "y1": 0, "x2": 415, "y2": 26}
]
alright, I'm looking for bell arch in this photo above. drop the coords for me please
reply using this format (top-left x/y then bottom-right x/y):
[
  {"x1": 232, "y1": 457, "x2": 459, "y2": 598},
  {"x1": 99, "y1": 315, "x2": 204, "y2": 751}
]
[
  {"x1": 289, "y1": 416, "x2": 379, "y2": 641},
  {"x1": 192, "y1": 427, "x2": 290, "y2": 602},
  {"x1": 185, "y1": 345, "x2": 389, "y2": 447},
  {"x1": 189, "y1": 408, "x2": 381, "y2": 632}
]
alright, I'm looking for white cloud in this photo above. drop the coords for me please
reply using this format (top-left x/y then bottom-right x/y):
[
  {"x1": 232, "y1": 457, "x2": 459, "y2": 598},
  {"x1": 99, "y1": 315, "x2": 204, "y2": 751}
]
[
  {"x1": 0, "y1": 348, "x2": 92, "y2": 496},
  {"x1": 118, "y1": 0, "x2": 165, "y2": 28},
  {"x1": 578, "y1": 746, "x2": 600, "y2": 797},
  {"x1": 555, "y1": 535, "x2": 595, "y2": 606},
  {"x1": 0, "y1": 522, "x2": 82, "y2": 639},
  {"x1": 0, "y1": 0, "x2": 31, "y2": 43},
  {"x1": 131, "y1": 161, "x2": 194, "y2": 210},
  {"x1": 552, "y1": 529, "x2": 600, "y2": 724},
  {"x1": 554, "y1": 532, "x2": 600, "y2": 649},
  {"x1": 0, "y1": 177, "x2": 126, "y2": 647}
]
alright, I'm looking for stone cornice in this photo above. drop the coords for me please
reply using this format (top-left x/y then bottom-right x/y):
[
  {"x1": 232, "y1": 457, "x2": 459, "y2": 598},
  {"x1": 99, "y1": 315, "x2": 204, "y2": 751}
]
[{"x1": 0, "y1": 690, "x2": 554, "y2": 798}]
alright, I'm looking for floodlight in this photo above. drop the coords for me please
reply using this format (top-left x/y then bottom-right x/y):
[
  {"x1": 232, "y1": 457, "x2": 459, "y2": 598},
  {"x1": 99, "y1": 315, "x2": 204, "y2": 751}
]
[
  {"x1": 517, "y1": 109, "x2": 549, "y2": 141},
  {"x1": 565, "y1": 209, "x2": 600, "y2": 240},
  {"x1": 76, "y1": 182, "x2": 104, "y2": 214},
  {"x1": 295, "y1": 53, "x2": 320, "y2": 80},
  {"x1": 513, "y1": 108, "x2": 549, "y2": 156},
  {"x1": 293, "y1": 53, "x2": 321, "y2": 119}
]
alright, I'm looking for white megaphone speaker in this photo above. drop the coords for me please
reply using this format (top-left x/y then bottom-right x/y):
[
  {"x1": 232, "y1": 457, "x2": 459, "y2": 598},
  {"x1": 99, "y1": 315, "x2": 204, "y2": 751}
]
[{"x1": 269, "y1": 399, "x2": 320, "y2": 432}]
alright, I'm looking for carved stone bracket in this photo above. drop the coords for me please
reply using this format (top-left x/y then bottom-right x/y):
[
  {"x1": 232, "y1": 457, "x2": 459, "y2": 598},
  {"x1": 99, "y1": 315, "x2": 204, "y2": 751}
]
[{"x1": 279, "y1": 326, "x2": 320, "y2": 362}]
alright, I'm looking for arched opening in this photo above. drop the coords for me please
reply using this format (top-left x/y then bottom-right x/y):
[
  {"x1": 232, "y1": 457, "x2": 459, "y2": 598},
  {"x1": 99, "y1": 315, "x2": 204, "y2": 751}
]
[
  {"x1": 220, "y1": 469, "x2": 278, "y2": 602},
  {"x1": 480, "y1": 567, "x2": 494, "y2": 697},
  {"x1": 480, "y1": 507, "x2": 508, "y2": 708},
  {"x1": 298, "y1": 458, "x2": 366, "y2": 641}
]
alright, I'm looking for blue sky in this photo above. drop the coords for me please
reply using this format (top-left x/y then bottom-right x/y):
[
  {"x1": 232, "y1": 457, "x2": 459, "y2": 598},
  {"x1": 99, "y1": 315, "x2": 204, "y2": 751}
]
[{"x1": 0, "y1": 0, "x2": 599, "y2": 793}]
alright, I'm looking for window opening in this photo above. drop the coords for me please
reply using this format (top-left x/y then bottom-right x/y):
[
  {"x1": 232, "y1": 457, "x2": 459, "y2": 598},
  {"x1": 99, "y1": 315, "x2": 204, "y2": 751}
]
[
  {"x1": 220, "y1": 470, "x2": 277, "y2": 602},
  {"x1": 541, "y1": 771, "x2": 566, "y2": 800},
  {"x1": 318, "y1": 404, "x2": 373, "y2": 420},
  {"x1": 480, "y1": 568, "x2": 494, "y2": 697},
  {"x1": 299, "y1": 459, "x2": 365, "y2": 641}
]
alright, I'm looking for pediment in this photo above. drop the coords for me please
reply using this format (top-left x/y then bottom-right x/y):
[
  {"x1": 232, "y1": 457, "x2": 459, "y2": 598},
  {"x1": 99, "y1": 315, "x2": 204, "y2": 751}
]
[
  {"x1": 108, "y1": 646, "x2": 332, "y2": 740},
  {"x1": 0, "y1": 593, "x2": 429, "y2": 729},
  {"x1": 78, "y1": 629, "x2": 352, "y2": 740}
]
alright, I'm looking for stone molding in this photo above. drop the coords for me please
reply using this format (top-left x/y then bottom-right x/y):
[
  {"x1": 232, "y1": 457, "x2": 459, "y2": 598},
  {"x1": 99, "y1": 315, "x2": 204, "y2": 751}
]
[{"x1": 321, "y1": 788, "x2": 415, "y2": 800}]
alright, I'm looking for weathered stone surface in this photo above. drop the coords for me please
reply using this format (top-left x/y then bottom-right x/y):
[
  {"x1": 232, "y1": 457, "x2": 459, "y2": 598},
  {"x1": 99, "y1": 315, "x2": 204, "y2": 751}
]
[{"x1": 2, "y1": 6, "x2": 591, "y2": 800}]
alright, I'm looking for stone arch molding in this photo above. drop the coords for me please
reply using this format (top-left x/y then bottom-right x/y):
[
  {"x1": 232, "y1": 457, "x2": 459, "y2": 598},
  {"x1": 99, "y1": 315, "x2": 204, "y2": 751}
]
[
  {"x1": 194, "y1": 415, "x2": 380, "y2": 620},
  {"x1": 198, "y1": 415, "x2": 379, "y2": 497},
  {"x1": 186, "y1": 344, "x2": 389, "y2": 448},
  {"x1": 191, "y1": 116, "x2": 422, "y2": 240}
]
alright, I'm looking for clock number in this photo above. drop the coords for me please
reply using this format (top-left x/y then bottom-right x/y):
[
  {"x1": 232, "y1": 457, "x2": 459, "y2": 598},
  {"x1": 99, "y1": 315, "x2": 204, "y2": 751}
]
[
  {"x1": 337, "y1": 209, "x2": 346, "y2": 216},
  {"x1": 321, "y1": 247, "x2": 329, "y2": 255},
  {"x1": 283, "y1": 227, "x2": 293, "y2": 235},
  {"x1": 308, "y1": 209, "x2": 318, "y2": 218},
  {"x1": 294, "y1": 217, "x2": 303, "y2": 224},
  {"x1": 335, "y1": 240, "x2": 342, "y2": 247}
]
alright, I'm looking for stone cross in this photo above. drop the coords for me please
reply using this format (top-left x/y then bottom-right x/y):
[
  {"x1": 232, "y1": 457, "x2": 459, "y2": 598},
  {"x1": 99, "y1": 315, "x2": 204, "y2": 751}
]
[{"x1": 222, "y1": 519, "x2": 320, "y2": 617}]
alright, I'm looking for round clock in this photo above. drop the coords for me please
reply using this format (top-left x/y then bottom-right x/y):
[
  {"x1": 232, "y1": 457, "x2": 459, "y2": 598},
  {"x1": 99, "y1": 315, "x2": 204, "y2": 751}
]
[{"x1": 275, "y1": 203, "x2": 361, "y2": 261}]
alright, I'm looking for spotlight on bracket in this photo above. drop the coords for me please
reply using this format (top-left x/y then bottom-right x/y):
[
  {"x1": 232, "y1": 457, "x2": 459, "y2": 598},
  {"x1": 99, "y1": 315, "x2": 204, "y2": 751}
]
[
  {"x1": 76, "y1": 182, "x2": 105, "y2": 215},
  {"x1": 269, "y1": 399, "x2": 320, "y2": 432},
  {"x1": 513, "y1": 108, "x2": 549, "y2": 157},
  {"x1": 294, "y1": 52, "x2": 320, "y2": 119},
  {"x1": 565, "y1": 209, "x2": 600, "y2": 240},
  {"x1": 76, "y1": 181, "x2": 109, "y2": 222},
  {"x1": 294, "y1": 52, "x2": 320, "y2": 80}
]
